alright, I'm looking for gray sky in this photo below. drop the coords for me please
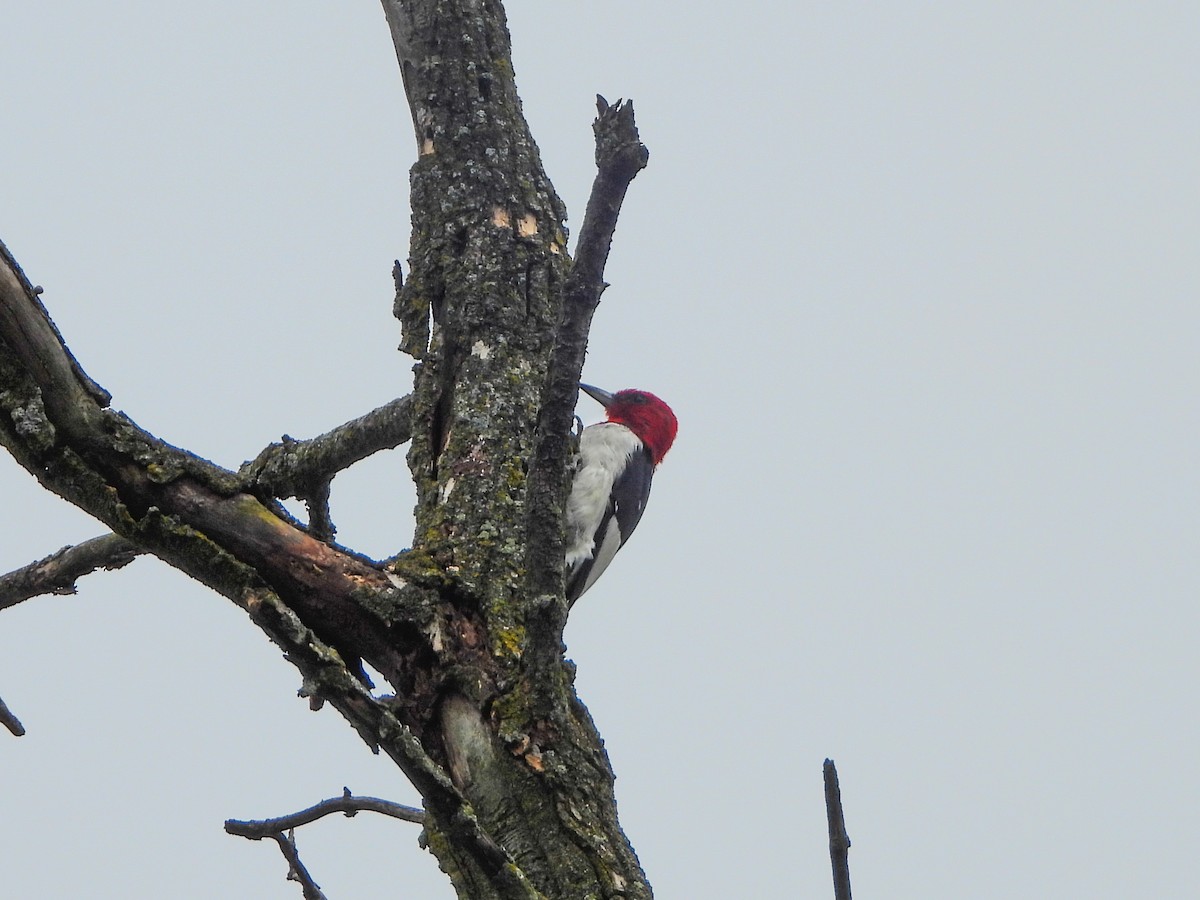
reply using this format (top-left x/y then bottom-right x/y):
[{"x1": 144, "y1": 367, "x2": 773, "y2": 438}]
[{"x1": 3, "y1": 2, "x2": 1198, "y2": 897}]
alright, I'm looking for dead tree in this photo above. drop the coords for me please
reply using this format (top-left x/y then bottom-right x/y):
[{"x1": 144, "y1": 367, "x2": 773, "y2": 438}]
[{"x1": 0, "y1": 1, "x2": 654, "y2": 896}]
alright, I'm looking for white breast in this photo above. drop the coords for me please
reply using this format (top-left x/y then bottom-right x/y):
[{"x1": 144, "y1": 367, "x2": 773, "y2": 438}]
[{"x1": 564, "y1": 422, "x2": 642, "y2": 568}]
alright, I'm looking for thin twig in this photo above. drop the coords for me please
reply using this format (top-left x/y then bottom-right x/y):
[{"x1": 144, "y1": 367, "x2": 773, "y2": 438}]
[
  {"x1": 271, "y1": 829, "x2": 329, "y2": 900},
  {"x1": 824, "y1": 759, "x2": 853, "y2": 900},
  {"x1": 0, "y1": 693, "x2": 26, "y2": 737},
  {"x1": 225, "y1": 788, "x2": 424, "y2": 838},
  {"x1": 0, "y1": 534, "x2": 141, "y2": 610}
]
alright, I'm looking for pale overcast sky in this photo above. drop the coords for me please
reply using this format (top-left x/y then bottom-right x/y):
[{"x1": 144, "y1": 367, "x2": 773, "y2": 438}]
[{"x1": 3, "y1": 2, "x2": 1198, "y2": 898}]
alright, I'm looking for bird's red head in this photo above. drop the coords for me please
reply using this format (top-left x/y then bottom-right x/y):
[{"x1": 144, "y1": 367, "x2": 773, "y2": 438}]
[{"x1": 580, "y1": 384, "x2": 678, "y2": 465}]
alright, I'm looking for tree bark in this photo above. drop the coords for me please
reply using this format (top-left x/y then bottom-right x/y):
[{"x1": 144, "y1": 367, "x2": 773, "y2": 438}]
[
  {"x1": 1, "y1": 0, "x2": 651, "y2": 897},
  {"x1": 381, "y1": 1, "x2": 650, "y2": 895}
]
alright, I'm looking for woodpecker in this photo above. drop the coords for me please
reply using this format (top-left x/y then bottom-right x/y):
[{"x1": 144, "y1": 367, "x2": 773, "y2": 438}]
[{"x1": 565, "y1": 383, "x2": 678, "y2": 606}]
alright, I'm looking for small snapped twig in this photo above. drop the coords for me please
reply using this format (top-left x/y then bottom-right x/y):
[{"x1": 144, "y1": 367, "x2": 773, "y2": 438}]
[
  {"x1": 243, "y1": 395, "x2": 413, "y2": 504},
  {"x1": 824, "y1": 759, "x2": 853, "y2": 900},
  {"x1": 0, "y1": 693, "x2": 26, "y2": 737},
  {"x1": 0, "y1": 533, "x2": 141, "y2": 610},
  {"x1": 225, "y1": 788, "x2": 424, "y2": 838},
  {"x1": 551, "y1": 95, "x2": 649, "y2": 385}
]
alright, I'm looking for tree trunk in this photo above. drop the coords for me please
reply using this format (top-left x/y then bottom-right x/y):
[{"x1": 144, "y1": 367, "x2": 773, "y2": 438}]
[{"x1": 382, "y1": 1, "x2": 650, "y2": 894}]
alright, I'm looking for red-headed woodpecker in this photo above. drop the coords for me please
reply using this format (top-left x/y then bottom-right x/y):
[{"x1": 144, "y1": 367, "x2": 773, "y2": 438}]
[{"x1": 565, "y1": 384, "x2": 678, "y2": 606}]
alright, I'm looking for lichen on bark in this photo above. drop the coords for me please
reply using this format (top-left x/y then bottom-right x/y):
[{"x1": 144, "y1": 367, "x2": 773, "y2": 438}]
[{"x1": 382, "y1": 1, "x2": 653, "y2": 896}]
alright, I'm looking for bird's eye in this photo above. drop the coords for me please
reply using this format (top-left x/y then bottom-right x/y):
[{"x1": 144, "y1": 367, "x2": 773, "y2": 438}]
[{"x1": 630, "y1": 394, "x2": 647, "y2": 404}]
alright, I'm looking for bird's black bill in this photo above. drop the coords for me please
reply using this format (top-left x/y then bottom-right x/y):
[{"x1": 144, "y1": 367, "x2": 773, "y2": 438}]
[{"x1": 579, "y1": 383, "x2": 616, "y2": 408}]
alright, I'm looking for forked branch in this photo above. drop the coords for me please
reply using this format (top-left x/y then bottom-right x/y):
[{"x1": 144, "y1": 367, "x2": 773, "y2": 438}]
[{"x1": 226, "y1": 789, "x2": 424, "y2": 899}]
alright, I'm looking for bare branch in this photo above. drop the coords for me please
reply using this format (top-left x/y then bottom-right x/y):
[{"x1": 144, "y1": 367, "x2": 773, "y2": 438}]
[
  {"x1": 824, "y1": 759, "x2": 853, "y2": 900},
  {"x1": 575, "y1": 97, "x2": 651, "y2": 288},
  {"x1": 0, "y1": 240, "x2": 109, "y2": 446},
  {"x1": 0, "y1": 534, "x2": 141, "y2": 610},
  {"x1": 0, "y1": 249, "x2": 421, "y2": 682},
  {"x1": 243, "y1": 395, "x2": 413, "y2": 503},
  {"x1": 0, "y1": 693, "x2": 26, "y2": 737},
  {"x1": 225, "y1": 788, "x2": 423, "y2": 839},
  {"x1": 0, "y1": 236, "x2": 526, "y2": 887},
  {"x1": 0, "y1": 240, "x2": 110, "y2": 410}
]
